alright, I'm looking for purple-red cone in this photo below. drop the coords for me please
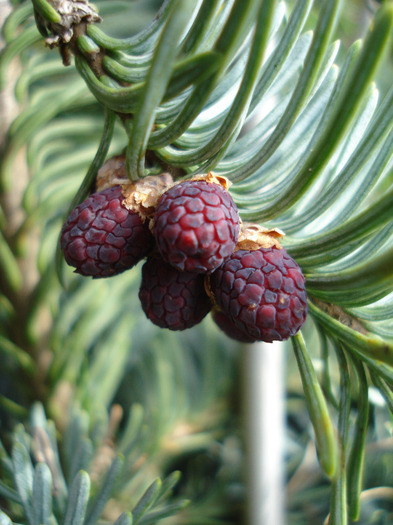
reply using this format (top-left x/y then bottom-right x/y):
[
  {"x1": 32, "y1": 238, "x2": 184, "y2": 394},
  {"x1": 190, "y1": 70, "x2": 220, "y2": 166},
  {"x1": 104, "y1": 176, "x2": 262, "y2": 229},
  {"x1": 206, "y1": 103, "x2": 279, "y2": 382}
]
[
  {"x1": 154, "y1": 179, "x2": 240, "y2": 274},
  {"x1": 60, "y1": 186, "x2": 154, "y2": 277},
  {"x1": 209, "y1": 246, "x2": 308, "y2": 343},
  {"x1": 139, "y1": 255, "x2": 211, "y2": 330}
]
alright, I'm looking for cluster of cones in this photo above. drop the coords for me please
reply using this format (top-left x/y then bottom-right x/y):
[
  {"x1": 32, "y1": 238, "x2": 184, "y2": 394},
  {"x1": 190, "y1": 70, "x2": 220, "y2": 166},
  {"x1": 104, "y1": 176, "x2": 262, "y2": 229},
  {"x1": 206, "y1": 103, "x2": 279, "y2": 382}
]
[{"x1": 60, "y1": 157, "x2": 308, "y2": 343}]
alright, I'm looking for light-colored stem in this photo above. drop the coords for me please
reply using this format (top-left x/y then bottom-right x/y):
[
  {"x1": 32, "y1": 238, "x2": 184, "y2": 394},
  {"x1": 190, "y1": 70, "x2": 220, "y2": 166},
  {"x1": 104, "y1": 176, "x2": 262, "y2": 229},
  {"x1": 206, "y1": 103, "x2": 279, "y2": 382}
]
[{"x1": 244, "y1": 341, "x2": 286, "y2": 525}]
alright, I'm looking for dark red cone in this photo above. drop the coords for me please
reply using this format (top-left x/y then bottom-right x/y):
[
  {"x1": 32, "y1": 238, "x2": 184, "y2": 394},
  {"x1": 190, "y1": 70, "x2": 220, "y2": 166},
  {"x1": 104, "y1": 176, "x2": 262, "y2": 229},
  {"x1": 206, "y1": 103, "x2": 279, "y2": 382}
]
[
  {"x1": 60, "y1": 186, "x2": 154, "y2": 277},
  {"x1": 139, "y1": 255, "x2": 212, "y2": 330},
  {"x1": 209, "y1": 246, "x2": 308, "y2": 342},
  {"x1": 153, "y1": 179, "x2": 240, "y2": 274}
]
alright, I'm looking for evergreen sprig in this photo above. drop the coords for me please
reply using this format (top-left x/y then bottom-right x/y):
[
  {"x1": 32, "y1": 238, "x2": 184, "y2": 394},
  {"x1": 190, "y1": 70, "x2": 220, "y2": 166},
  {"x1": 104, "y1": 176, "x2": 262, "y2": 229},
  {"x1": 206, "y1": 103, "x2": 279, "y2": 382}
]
[
  {"x1": 0, "y1": 403, "x2": 190, "y2": 524},
  {"x1": 1, "y1": 0, "x2": 393, "y2": 523}
]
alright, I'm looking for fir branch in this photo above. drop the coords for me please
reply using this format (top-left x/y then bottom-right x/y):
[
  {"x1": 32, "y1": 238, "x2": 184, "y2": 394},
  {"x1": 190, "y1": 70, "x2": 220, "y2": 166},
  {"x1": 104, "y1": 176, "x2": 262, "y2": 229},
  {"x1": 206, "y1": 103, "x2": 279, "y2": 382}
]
[{"x1": 1, "y1": 1, "x2": 393, "y2": 523}]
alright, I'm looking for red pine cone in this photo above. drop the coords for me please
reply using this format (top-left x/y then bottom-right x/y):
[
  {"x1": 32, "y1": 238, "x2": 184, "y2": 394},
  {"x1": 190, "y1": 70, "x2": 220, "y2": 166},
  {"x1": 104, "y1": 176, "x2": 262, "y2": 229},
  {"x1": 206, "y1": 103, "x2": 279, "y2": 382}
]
[
  {"x1": 209, "y1": 246, "x2": 308, "y2": 342},
  {"x1": 139, "y1": 255, "x2": 212, "y2": 330},
  {"x1": 60, "y1": 186, "x2": 154, "y2": 277},
  {"x1": 153, "y1": 180, "x2": 240, "y2": 274}
]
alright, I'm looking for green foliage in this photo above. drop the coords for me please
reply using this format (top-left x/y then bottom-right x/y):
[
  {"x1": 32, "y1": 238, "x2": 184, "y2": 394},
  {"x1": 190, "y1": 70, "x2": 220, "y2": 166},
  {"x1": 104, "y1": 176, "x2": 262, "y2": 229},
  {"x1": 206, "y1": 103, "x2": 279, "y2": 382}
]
[
  {"x1": 0, "y1": 402, "x2": 191, "y2": 523},
  {"x1": 1, "y1": 0, "x2": 393, "y2": 523}
]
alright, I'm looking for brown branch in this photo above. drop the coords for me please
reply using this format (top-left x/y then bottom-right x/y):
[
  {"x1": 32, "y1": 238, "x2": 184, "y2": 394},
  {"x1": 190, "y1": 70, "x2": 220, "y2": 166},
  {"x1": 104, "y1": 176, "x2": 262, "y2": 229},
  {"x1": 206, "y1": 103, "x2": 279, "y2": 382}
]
[{"x1": 311, "y1": 298, "x2": 368, "y2": 335}]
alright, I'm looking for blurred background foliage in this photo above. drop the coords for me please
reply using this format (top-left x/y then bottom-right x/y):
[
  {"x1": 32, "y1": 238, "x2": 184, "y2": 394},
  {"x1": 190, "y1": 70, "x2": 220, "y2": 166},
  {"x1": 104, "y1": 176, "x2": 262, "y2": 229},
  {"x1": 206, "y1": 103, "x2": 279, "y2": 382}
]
[{"x1": 0, "y1": 0, "x2": 393, "y2": 523}]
